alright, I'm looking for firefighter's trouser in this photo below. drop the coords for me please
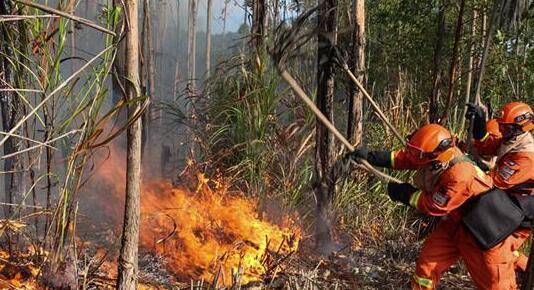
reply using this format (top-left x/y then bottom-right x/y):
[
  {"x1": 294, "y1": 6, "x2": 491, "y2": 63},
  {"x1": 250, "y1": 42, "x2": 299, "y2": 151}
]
[{"x1": 411, "y1": 220, "x2": 528, "y2": 290}]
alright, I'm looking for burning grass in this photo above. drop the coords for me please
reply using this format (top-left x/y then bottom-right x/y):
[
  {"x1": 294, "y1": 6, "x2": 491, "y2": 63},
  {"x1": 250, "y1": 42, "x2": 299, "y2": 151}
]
[
  {"x1": 84, "y1": 146, "x2": 302, "y2": 287},
  {"x1": 138, "y1": 179, "x2": 301, "y2": 286}
]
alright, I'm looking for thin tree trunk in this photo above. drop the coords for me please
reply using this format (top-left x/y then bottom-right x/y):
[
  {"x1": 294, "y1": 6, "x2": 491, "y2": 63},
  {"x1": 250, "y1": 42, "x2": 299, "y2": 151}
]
[
  {"x1": 0, "y1": 0, "x2": 22, "y2": 220},
  {"x1": 347, "y1": 0, "x2": 365, "y2": 145},
  {"x1": 251, "y1": 0, "x2": 266, "y2": 51},
  {"x1": 314, "y1": 0, "x2": 337, "y2": 254},
  {"x1": 459, "y1": 8, "x2": 477, "y2": 134},
  {"x1": 187, "y1": 0, "x2": 197, "y2": 87},
  {"x1": 221, "y1": 0, "x2": 228, "y2": 50},
  {"x1": 440, "y1": 0, "x2": 465, "y2": 123},
  {"x1": 144, "y1": 0, "x2": 155, "y2": 145},
  {"x1": 428, "y1": 0, "x2": 447, "y2": 123},
  {"x1": 116, "y1": 0, "x2": 142, "y2": 288},
  {"x1": 472, "y1": 0, "x2": 503, "y2": 104},
  {"x1": 173, "y1": 1, "x2": 181, "y2": 97},
  {"x1": 205, "y1": 0, "x2": 212, "y2": 78}
]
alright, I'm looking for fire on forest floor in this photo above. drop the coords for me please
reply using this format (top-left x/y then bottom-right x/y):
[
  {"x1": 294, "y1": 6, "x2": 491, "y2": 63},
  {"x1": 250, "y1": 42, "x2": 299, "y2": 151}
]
[{"x1": 0, "y1": 145, "x2": 475, "y2": 289}]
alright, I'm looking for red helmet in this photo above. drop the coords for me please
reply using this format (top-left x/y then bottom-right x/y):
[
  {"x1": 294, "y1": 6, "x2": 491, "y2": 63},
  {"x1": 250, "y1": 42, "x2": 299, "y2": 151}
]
[
  {"x1": 497, "y1": 102, "x2": 534, "y2": 132},
  {"x1": 405, "y1": 124, "x2": 458, "y2": 165}
]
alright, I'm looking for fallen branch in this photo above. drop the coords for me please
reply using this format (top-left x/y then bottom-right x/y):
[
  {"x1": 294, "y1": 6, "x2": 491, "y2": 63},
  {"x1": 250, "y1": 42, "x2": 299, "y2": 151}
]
[
  {"x1": 15, "y1": 0, "x2": 116, "y2": 36},
  {"x1": 278, "y1": 69, "x2": 402, "y2": 183}
]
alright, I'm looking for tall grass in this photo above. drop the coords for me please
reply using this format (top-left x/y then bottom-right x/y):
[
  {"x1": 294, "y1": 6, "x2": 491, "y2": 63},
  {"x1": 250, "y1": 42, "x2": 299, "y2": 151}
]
[{"x1": 0, "y1": 0, "x2": 147, "y2": 279}]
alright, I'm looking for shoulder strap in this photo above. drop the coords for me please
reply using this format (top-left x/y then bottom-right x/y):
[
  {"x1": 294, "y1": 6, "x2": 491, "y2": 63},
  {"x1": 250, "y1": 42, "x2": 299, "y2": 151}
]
[{"x1": 449, "y1": 155, "x2": 475, "y2": 167}]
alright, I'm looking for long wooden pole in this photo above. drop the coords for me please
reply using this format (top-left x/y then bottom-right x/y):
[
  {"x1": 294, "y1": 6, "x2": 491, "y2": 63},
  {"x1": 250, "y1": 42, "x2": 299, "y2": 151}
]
[{"x1": 279, "y1": 69, "x2": 402, "y2": 183}]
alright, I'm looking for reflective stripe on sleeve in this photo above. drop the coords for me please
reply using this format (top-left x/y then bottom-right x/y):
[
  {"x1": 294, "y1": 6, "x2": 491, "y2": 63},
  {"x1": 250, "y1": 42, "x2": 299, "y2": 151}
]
[
  {"x1": 413, "y1": 274, "x2": 433, "y2": 289},
  {"x1": 479, "y1": 132, "x2": 490, "y2": 142},
  {"x1": 390, "y1": 151, "x2": 396, "y2": 168},
  {"x1": 514, "y1": 250, "x2": 520, "y2": 257},
  {"x1": 409, "y1": 190, "x2": 422, "y2": 208}
]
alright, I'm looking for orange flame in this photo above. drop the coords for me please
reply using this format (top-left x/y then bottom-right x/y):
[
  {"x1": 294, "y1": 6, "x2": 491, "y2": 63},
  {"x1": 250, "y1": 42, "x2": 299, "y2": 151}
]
[{"x1": 89, "y1": 146, "x2": 300, "y2": 285}]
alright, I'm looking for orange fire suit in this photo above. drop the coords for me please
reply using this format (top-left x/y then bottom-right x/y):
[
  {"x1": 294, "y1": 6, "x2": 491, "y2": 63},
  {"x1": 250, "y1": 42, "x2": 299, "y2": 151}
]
[
  {"x1": 474, "y1": 132, "x2": 534, "y2": 271},
  {"x1": 390, "y1": 148, "x2": 524, "y2": 289}
]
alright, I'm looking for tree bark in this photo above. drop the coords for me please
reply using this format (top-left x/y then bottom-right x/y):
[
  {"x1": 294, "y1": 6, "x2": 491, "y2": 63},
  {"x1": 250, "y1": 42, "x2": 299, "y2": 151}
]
[
  {"x1": 440, "y1": 0, "x2": 465, "y2": 124},
  {"x1": 205, "y1": 0, "x2": 212, "y2": 78},
  {"x1": 0, "y1": 0, "x2": 22, "y2": 219},
  {"x1": 459, "y1": 7, "x2": 477, "y2": 134},
  {"x1": 251, "y1": 0, "x2": 266, "y2": 51},
  {"x1": 347, "y1": 0, "x2": 365, "y2": 145},
  {"x1": 187, "y1": 0, "x2": 197, "y2": 87},
  {"x1": 428, "y1": 0, "x2": 447, "y2": 123},
  {"x1": 116, "y1": 0, "x2": 142, "y2": 288},
  {"x1": 173, "y1": 1, "x2": 181, "y2": 97},
  {"x1": 472, "y1": 0, "x2": 503, "y2": 104},
  {"x1": 314, "y1": 0, "x2": 337, "y2": 254}
]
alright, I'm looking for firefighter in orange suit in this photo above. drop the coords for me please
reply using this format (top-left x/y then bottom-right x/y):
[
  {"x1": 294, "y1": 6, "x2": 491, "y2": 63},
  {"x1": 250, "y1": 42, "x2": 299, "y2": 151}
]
[
  {"x1": 467, "y1": 101, "x2": 534, "y2": 272},
  {"x1": 349, "y1": 124, "x2": 523, "y2": 289}
]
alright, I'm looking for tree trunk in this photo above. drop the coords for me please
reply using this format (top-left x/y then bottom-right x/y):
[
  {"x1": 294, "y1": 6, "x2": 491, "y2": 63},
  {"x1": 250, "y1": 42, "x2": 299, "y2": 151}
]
[
  {"x1": 440, "y1": 0, "x2": 465, "y2": 124},
  {"x1": 472, "y1": 0, "x2": 503, "y2": 104},
  {"x1": 116, "y1": 0, "x2": 142, "y2": 288},
  {"x1": 428, "y1": 0, "x2": 447, "y2": 123},
  {"x1": 0, "y1": 0, "x2": 22, "y2": 220},
  {"x1": 141, "y1": 0, "x2": 155, "y2": 156},
  {"x1": 173, "y1": 1, "x2": 181, "y2": 97},
  {"x1": 459, "y1": 7, "x2": 478, "y2": 134},
  {"x1": 314, "y1": 0, "x2": 337, "y2": 254},
  {"x1": 205, "y1": 0, "x2": 212, "y2": 78},
  {"x1": 347, "y1": 0, "x2": 365, "y2": 145},
  {"x1": 187, "y1": 0, "x2": 197, "y2": 87},
  {"x1": 251, "y1": 0, "x2": 266, "y2": 51},
  {"x1": 221, "y1": 0, "x2": 228, "y2": 50}
]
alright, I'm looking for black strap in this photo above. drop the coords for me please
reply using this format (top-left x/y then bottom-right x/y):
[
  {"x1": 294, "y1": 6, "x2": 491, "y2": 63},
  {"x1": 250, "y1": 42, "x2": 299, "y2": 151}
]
[{"x1": 506, "y1": 182, "x2": 534, "y2": 195}]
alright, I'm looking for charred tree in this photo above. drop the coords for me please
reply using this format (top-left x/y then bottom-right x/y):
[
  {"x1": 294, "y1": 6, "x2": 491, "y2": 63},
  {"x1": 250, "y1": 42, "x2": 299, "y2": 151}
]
[
  {"x1": 117, "y1": 0, "x2": 142, "y2": 288},
  {"x1": 428, "y1": 0, "x2": 447, "y2": 123},
  {"x1": 314, "y1": 0, "x2": 337, "y2": 254},
  {"x1": 347, "y1": 0, "x2": 365, "y2": 145}
]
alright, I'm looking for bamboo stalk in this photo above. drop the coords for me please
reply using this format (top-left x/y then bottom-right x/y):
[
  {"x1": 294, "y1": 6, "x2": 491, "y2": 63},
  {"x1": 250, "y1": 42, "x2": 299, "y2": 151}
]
[
  {"x1": 278, "y1": 69, "x2": 402, "y2": 183},
  {"x1": 16, "y1": 0, "x2": 116, "y2": 36}
]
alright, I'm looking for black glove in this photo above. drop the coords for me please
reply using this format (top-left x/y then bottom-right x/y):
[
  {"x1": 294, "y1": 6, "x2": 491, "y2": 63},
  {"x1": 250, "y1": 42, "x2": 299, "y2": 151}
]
[
  {"x1": 347, "y1": 146, "x2": 369, "y2": 161},
  {"x1": 465, "y1": 103, "x2": 487, "y2": 140},
  {"x1": 387, "y1": 182, "x2": 418, "y2": 205},
  {"x1": 346, "y1": 146, "x2": 393, "y2": 168}
]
